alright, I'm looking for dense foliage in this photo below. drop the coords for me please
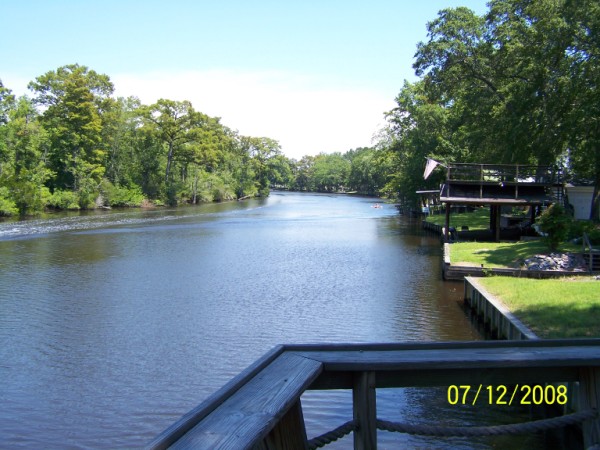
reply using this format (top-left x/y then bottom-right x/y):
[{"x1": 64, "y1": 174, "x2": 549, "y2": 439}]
[
  {"x1": 0, "y1": 66, "x2": 395, "y2": 216},
  {"x1": 0, "y1": 65, "x2": 291, "y2": 214},
  {"x1": 382, "y1": 0, "x2": 600, "y2": 220},
  {"x1": 536, "y1": 204, "x2": 572, "y2": 250}
]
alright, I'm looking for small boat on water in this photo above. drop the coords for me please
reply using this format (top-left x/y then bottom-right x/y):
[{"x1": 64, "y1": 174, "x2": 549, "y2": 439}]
[{"x1": 372, "y1": 203, "x2": 382, "y2": 209}]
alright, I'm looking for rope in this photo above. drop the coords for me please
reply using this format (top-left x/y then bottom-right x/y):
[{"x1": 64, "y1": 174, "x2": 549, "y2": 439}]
[
  {"x1": 306, "y1": 409, "x2": 597, "y2": 448},
  {"x1": 307, "y1": 420, "x2": 356, "y2": 449},
  {"x1": 376, "y1": 409, "x2": 597, "y2": 437}
]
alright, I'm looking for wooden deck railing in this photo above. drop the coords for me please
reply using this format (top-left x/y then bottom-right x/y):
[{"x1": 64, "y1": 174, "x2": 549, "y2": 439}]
[
  {"x1": 446, "y1": 163, "x2": 561, "y2": 184},
  {"x1": 147, "y1": 340, "x2": 600, "y2": 450},
  {"x1": 583, "y1": 232, "x2": 600, "y2": 274}
]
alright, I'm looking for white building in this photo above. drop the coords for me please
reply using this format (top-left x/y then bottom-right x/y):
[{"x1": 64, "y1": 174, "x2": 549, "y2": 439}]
[{"x1": 566, "y1": 185, "x2": 594, "y2": 220}]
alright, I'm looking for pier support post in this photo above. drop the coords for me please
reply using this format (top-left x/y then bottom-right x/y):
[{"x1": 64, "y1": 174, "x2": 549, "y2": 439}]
[
  {"x1": 444, "y1": 203, "x2": 450, "y2": 242},
  {"x1": 353, "y1": 371, "x2": 377, "y2": 450}
]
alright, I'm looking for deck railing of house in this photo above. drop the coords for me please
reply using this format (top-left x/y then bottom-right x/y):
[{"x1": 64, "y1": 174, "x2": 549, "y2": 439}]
[
  {"x1": 147, "y1": 340, "x2": 600, "y2": 450},
  {"x1": 446, "y1": 163, "x2": 561, "y2": 184},
  {"x1": 583, "y1": 232, "x2": 600, "y2": 274}
]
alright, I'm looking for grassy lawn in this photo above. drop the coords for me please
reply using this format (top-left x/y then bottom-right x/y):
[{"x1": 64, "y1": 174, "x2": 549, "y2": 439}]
[
  {"x1": 425, "y1": 207, "x2": 491, "y2": 230},
  {"x1": 449, "y1": 240, "x2": 580, "y2": 268},
  {"x1": 477, "y1": 277, "x2": 600, "y2": 338}
]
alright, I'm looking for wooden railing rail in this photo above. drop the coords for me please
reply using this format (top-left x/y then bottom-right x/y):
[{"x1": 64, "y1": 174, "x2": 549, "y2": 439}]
[
  {"x1": 147, "y1": 340, "x2": 600, "y2": 450},
  {"x1": 583, "y1": 232, "x2": 597, "y2": 274},
  {"x1": 445, "y1": 163, "x2": 560, "y2": 184}
]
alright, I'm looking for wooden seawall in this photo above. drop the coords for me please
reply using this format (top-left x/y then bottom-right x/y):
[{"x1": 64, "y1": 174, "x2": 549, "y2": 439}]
[
  {"x1": 148, "y1": 340, "x2": 600, "y2": 449},
  {"x1": 463, "y1": 276, "x2": 539, "y2": 340}
]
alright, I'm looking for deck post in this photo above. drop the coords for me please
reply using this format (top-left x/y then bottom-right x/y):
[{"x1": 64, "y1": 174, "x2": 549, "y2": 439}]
[
  {"x1": 260, "y1": 400, "x2": 308, "y2": 450},
  {"x1": 489, "y1": 205, "x2": 501, "y2": 242},
  {"x1": 444, "y1": 203, "x2": 450, "y2": 242},
  {"x1": 353, "y1": 371, "x2": 377, "y2": 450},
  {"x1": 579, "y1": 367, "x2": 600, "y2": 449},
  {"x1": 495, "y1": 205, "x2": 501, "y2": 241}
]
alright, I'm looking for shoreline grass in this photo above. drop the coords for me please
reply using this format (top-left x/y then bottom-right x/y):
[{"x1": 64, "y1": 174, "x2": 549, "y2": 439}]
[
  {"x1": 431, "y1": 217, "x2": 598, "y2": 338},
  {"x1": 449, "y1": 240, "x2": 580, "y2": 268},
  {"x1": 477, "y1": 277, "x2": 600, "y2": 338},
  {"x1": 425, "y1": 207, "x2": 492, "y2": 230}
]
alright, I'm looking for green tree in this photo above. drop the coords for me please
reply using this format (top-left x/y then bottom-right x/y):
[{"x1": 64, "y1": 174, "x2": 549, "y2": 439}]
[
  {"x1": 28, "y1": 64, "x2": 114, "y2": 207},
  {"x1": 407, "y1": 0, "x2": 600, "y2": 220},
  {"x1": 311, "y1": 153, "x2": 351, "y2": 192},
  {"x1": 0, "y1": 81, "x2": 17, "y2": 215},
  {"x1": 291, "y1": 156, "x2": 316, "y2": 191},
  {"x1": 176, "y1": 117, "x2": 234, "y2": 203},
  {"x1": 140, "y1": 99, "x2": 210, "y2": 187},
  {"x1": 239, "y1": 136, "x2": 282, "y2": 196},
  {"x1": 102, "y1": 96, "x2": 143, "y2": 187},
  {"x1": 413, "y1": 2, "x2": 575, "y2": 167},
  {"x1": 0, "y1": 80, "x2": 15, "y2": 126},
  {"x1": 132, "y1": 126, "x2": 165, "y2": 200},
  {"x1": 537, "y1": 204, "x2": 571, "y2": 250},
  {"x1": 267, "y1": 154, "x2": 294, "y2": 188},
  {"x1": 347, "y1": 147, "x2": 392, "y2": 196},
  {"x1": 0, "y1": 80, "x2": 16, "y2": 173},
  {"x1": 4, "y1": 97, "x2": 52, "y2": 214},
  {"x1": 385, "y1": 80, "x2": 457, "y2": 207},
  {"x1": 561, "y1": 0, "x2": 600, "y2": 220}
]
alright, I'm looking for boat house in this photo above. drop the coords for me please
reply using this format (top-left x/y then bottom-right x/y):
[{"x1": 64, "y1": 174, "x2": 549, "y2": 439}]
[{"x1": 436, "y1": 163, "x2": 564, "y2": 242}]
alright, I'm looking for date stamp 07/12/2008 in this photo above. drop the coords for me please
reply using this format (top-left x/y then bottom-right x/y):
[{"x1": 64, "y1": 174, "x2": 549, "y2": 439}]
[{"x1": 447, "y1": 384, "x2": 568, "y2": 406}]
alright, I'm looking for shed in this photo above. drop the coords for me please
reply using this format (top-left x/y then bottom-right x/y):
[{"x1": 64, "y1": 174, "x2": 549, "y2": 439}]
[{"x1": 565, "y1": 185, "x2": 594, "y2": 220}]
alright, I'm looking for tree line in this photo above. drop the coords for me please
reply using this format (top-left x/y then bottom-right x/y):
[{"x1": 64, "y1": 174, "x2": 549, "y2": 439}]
[
  {"x1": 0, "y1": 64, "x2": 289, "y2": 215},
  {"x1": 0, "y1": 65, "x2": 395, "y2": 217},
  {"x1": 1, "y1": 0, "x2": 599, "y2": 221}
]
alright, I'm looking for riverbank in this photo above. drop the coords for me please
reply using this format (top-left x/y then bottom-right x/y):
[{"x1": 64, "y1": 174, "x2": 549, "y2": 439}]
[
  {"x1": 424, "y1": 213, "x2": 599, "y2": 337},
  {"x1": 464, "y1": 277, "x2": 539, "y2": 340},
  {"x1": 442, "y1": 242, "x2": 590, "y2": 280},
  {"x1": 473, "y1": 276, "x2": 600, "y2": 339},
  {"x1": 465, "y1": 276, "x2": 600, "y2": 339},
  {"x1": 425, "y1": 219, "x2": 600, "y2": 338}
]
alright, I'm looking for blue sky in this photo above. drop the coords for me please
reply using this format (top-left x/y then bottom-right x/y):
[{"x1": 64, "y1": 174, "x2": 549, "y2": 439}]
[{"x1": 2, "y1": 0, "x2": 489, "y2": 159}]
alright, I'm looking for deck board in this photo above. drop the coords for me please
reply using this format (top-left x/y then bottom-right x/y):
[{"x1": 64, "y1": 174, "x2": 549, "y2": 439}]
[
  {"x1": 169, "y1": 353, "x2": 322, "y2": 449},
  {"x1": 292, "y1": 345, "x2": 600, "y2": 371}
]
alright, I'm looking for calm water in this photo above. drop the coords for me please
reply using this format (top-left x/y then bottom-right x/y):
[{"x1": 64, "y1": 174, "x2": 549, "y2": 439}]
[{"x1": 0, "y1": 192, "x2": 542, "y2": 449}]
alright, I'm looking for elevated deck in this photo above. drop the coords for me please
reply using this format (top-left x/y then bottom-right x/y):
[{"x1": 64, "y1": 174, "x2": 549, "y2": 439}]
[
  {"x1": 437, "y1": 164, "x2": 564, "y2": 241},
  {"x1": 440, "y1": 163, "x2": 562, "y2": 204},
  {"x1": 148, "y1": 340, "x2": 600, "y2": 449}
]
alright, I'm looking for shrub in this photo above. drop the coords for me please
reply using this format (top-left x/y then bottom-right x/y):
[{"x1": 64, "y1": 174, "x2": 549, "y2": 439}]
[
  {"x1": 193, "y1": 172, "x2": 236, "y2": 203},
  {"x1": 568, "y1": 219, "x2": 600, "y2": 241},
  {"x1": 0, "y1": 187, "x2": 18, "y2": 216},
  {"x1": 164, "y1": 182, "x2": 180, "y2": 206},
  {"x1": 48, "y1": 190, "x2": 80, "y2": 210},
  {"x1": 587, "y1": 225, "x2": 600, "y2": 245},
  {"x1": 536, "y1": 204, "x2": 571, "y2": 250},
  {"x1": 100, "y1": 181, "x2": 145, "y2": 207}
]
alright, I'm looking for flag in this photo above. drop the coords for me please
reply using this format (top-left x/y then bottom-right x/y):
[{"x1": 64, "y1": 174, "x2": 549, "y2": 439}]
[{"x1": 423, "y1": 158, "x2": 440, "y2": 180}]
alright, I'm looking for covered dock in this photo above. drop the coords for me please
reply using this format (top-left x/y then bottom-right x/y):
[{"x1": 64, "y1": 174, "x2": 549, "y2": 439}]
[{"x1": 437, "y1": 163, "x2": 564, "y2": 241}]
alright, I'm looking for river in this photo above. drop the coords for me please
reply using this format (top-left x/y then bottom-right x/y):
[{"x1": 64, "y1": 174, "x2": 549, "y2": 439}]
[{"x1": 0, "y1": 192, "x2": 544, "y2": 449}]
